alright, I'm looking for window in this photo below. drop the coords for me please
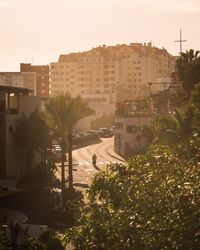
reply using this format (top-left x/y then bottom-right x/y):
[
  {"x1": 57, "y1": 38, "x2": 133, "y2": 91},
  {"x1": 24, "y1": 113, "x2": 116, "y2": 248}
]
[{"x1": 104, "y1": 84, "x2": 109, "y2": 88}]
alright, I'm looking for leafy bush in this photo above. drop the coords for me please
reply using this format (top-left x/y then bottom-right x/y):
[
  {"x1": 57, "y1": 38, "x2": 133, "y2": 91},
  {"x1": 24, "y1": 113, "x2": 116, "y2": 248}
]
[{"x1": 64, "y1": 145, "x2": 200, "y2": 249}]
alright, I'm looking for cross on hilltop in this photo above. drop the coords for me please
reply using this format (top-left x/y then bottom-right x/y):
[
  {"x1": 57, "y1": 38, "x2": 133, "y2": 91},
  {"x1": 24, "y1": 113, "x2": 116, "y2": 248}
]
[{"x1": 174, "y1": 29, "x2": 187, "y2": 54}]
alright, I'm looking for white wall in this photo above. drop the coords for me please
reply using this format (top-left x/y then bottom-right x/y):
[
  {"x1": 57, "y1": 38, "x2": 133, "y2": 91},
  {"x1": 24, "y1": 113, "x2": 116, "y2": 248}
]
[{"x1": 114, "y1": 115, "x2": 152, "y2": 158}]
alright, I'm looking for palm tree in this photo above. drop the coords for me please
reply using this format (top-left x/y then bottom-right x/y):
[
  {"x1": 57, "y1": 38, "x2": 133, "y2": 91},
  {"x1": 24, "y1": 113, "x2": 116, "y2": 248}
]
[
  {"x1": 10, "y1": 109, "x2": 50, "y2": 177},
  {"x1": 151, "y1": 109, "x2": 193, "y2": 146},
  {"x1": 175, "y1": 49, "x2": 200, "y2": 94},
  {"x1": 45, "y1": 94, "x2": 93, "y2": 191}
]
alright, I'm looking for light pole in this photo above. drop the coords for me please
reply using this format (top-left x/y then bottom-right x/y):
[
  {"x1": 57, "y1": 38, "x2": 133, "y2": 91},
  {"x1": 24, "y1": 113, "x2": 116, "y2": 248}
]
[{"x1": 138, "y1": 110, "x2": 141, "y2": 152}]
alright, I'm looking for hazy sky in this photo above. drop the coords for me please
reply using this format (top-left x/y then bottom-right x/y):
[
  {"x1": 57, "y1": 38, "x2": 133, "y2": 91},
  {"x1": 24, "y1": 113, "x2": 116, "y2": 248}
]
[{"x1": 0, "y1": 0, "x2": 199, "y2": 71}]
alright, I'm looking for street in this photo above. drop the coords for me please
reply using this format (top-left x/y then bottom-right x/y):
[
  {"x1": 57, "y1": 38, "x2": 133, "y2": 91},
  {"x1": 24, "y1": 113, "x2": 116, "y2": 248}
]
[{"x1": 56, "y1": 137, "x2": 125, "y2": 187}]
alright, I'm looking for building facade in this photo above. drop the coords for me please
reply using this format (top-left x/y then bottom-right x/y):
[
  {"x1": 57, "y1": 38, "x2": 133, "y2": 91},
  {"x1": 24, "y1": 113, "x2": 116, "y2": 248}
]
[
  {"x1": 114, "y1": 100, "x2": 153, "y2": 158},
  {"x1": 20, "y1": 63, "x2": 49, "y2": 97},
  {"x1": 0, "y1": 72, "x2": 36, "y2": 95},
  {"x1": 50, "y1": 43, "x2": 175, "y2": 99},
  {"x1": 0, "y1": 85, "x2": 41, "y2": 182},
  {"x1": 50, "y1": 43, "x2": 175, "y2": 129}
]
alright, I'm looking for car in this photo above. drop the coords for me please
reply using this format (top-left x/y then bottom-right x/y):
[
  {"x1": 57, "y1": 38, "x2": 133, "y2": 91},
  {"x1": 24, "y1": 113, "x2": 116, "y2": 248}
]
[
  {"x1": 86, "y1": 130, "x2": 99, "y2": 139},
  {"x1": 98, "y1": 127, "x2": 112, "y2": 138},
  {"x1": 73, "y1": 182, "x2": 89, "y2": 188}
]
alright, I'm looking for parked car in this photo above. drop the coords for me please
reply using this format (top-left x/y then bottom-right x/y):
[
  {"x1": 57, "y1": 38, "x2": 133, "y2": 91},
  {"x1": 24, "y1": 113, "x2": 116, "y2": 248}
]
[
  {"x1": 86, "y1": 130, "x2": 99, "y2": 139},
  {"x1": 98, "y1": 127, "x2": 113, "y2": 138}
]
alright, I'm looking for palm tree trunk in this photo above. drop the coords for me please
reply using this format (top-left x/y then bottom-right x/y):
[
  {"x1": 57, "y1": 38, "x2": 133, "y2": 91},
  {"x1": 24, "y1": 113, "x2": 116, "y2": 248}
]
[
  {"x1": 61, "y1": 146, "x2": 65, "y2": 192},
  {"x1": 68, "y1": 130, "x2": 73, "y2": 190}
]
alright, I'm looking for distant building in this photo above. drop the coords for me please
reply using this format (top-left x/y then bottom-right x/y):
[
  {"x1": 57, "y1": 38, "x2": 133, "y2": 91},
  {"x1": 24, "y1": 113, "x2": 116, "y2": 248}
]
[
  {"x1": 0, "y1": 85, "x2": 41, "y2": 182},
  {"x1": 0, "y1": 72, "x2": 36, "y2": 95},
  {"x1": 20, "y1": 63, "x2": 49, "y2": 97},
  {"x1": 50, "y1": 43, "x2": 176, "y2": 128}
]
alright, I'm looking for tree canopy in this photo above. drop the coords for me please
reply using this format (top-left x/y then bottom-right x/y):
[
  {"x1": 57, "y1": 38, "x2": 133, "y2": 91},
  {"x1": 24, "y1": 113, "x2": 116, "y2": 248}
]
[
  {"x1": 175, "y1": 49, "x2": 200, "y2": 94},
  {"x1": 10, "y1": 109, "x2": 50, "y2": 174},
  {"x1": 64, "y1": 143, "x2": 200, "y2": 249}
]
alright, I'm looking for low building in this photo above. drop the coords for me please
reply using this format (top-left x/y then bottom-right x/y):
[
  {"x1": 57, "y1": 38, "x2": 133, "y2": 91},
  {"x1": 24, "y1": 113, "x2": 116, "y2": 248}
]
[
  {"x1": 114, "y1": 100, "x2": 152, "y2": 158},
  {"x1": 0, "y1": 85, "x2": 41, "y2": 182},
  {"x1": 0, "y1": 72, "x2": 36, "y2": 95}
]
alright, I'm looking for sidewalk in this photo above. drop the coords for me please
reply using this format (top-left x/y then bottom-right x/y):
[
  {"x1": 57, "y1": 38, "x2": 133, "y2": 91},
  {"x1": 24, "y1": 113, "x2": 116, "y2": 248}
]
[{"x1": 106, "y1": 148, "x2": 126, "y2": 163}]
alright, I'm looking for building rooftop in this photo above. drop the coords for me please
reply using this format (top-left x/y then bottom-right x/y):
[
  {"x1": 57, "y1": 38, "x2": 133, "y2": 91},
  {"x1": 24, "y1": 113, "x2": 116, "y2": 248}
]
[
  {"x1": 56, "y1": 42, "x2": 172, "y2": 63},
  {"x1": 0, "y1": 84, "x2": 34, "y2": 94}
]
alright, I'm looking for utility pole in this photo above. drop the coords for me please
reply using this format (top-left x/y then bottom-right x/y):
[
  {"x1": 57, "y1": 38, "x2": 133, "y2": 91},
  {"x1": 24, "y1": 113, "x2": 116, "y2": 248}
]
[{"x1": 174, "y1": 29, "x2": 187, "y2": 54}]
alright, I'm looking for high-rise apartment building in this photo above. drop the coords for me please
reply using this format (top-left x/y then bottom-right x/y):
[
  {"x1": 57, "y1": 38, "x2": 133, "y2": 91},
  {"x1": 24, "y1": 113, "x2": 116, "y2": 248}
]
[
  {"x1": 20, "y1": 63, "x2": 49, "y2": 97},
  {"x1": 50, "y1": 43, "x2": 176, "y2": 118}
]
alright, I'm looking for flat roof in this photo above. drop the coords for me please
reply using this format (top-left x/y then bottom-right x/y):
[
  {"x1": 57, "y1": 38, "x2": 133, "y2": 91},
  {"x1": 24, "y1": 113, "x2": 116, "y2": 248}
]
[{"x1": 0, "y1": 85, "x2": 33, "y2": 93}]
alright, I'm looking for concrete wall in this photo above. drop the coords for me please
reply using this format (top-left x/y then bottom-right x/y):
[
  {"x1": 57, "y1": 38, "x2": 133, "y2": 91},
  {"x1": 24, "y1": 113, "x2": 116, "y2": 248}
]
[{"x1": 114, "y1": 115, "x2": 152, "y2": 158}]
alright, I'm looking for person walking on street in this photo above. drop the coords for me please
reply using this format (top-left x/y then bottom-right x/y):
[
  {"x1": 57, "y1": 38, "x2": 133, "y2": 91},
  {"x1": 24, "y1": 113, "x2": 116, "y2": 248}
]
[{"x1": 92, "y1": 154, "x2": 97, "y2": 167}]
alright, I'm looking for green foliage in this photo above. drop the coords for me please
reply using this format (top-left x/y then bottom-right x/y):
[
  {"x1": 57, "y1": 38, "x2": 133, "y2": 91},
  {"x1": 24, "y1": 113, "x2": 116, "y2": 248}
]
[
  {"x1": 162, "y1": 82, "x2": 200, "y2": 145},
  {"x1": 20, "y1": 231, "x2": 64, "y2": 250},
  {"x1": 21, "y1": 237, "x2": 46, "y2": 250},
  {"x1": 148, "y1": 114, "x2": 178, "y2": 145},
  {"x1": 10, "y1": 109, "x2": 51, "y2": 173},
  {"x1": 0, "y1": 231, "x2": 12, "y2": 250},
  {"x1": 19, "y1": 161, "x2": 58, "y2": 187},
  {"x1": 169, "y1": 92, "x2": 187, "y2": 109},
  {"x1": 39, "y1": 230, "x2": 64, "y2": 250},
  {"x1": 12, "y1": 108, "x2": 50, "y2": 150},
  {"x1": 64, "y1": 145, "x2": 200, "y2": 249},
  {"x1": 45, "y1": 94, "x2": 93, "y2": 135},
  {"x1": 187, "y1": 82, "x2": 200, "y2": 131},
  {"x1": 175, "y1": 49, "x2": 200, "y2": 94}
]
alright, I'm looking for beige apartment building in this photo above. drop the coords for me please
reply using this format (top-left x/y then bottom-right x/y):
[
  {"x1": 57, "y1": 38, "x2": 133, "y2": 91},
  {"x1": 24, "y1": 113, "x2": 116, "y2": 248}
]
[{"x1": 50, "y1": 43, "x2": 175, "y2": 127}]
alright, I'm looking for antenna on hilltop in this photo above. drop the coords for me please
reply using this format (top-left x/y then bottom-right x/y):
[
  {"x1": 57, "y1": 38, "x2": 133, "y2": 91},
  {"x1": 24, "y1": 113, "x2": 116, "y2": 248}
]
[{"x1": 174, "y1": 29, "x2": 187, "y2": 54}]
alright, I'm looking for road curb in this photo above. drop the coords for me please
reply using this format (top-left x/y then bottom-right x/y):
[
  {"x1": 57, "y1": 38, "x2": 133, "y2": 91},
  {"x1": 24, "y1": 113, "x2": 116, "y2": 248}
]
[{"x1": 106, "y1": 150, "x2": 126, "y2": 163}]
